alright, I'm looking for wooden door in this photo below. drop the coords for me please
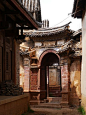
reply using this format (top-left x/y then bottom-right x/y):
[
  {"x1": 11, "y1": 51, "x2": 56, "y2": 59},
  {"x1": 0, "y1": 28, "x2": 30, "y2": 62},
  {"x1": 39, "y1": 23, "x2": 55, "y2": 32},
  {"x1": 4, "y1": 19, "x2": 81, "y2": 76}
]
[
  {"x1": 5, "y1": 37, "x2": 12, "y2": 81},
  {"x1": 5, "y1": 50, "x2": 11, "y2": 80},
  {"x1": 49, "y1": 67, "x2": 61, "y2": 97},
  {"x1": 40, "y1": 66, "x2": 47, "y2": 100},
  {"x1": 0, "y1": 47, "x2": 2, "y2": 82},
  {"x1": 0, "y1": 31, "x2": 3, "y2": 82}
]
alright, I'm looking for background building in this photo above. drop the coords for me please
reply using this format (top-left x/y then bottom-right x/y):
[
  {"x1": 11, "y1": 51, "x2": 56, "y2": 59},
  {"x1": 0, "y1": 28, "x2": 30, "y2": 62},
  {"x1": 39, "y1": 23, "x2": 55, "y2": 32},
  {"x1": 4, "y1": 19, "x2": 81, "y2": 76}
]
[
  {"x1": 72, "y1": 0, "x2": 86, "y2": 111},
  {"x1": 20, "y1": 22, "x2": 82, "y2": 106}
]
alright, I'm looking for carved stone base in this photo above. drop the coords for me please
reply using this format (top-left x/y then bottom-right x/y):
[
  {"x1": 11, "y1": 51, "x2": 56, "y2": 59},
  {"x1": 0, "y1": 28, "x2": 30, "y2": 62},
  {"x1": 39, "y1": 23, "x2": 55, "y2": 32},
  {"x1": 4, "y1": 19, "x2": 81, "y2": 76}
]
[
  {"x1": 30, "y1": 91, "x2": 40, "y2": 105},
  {"x1": 61, "y1": 101, "x2": 69, "y2": 108},
  {"x1": 61, "y1": 91, "x2": 69, "y2": 107},
  {"x1": 30, "y1": 100, "x2": 40, "y2": 105}
]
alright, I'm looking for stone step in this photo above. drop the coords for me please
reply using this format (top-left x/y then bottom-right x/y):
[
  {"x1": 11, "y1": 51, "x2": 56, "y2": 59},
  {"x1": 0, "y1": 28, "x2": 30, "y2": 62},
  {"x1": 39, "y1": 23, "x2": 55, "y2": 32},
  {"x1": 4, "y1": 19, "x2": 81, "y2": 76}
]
[
  {"x1": 47, "y1": 97, "x2": 62, "y2": 100},
  {"x1": 31, "y1": 103, "x2": 61, "y2": 109},
  {"x1": 47, "y1": 97, "x2": 62, "y2": 103}
]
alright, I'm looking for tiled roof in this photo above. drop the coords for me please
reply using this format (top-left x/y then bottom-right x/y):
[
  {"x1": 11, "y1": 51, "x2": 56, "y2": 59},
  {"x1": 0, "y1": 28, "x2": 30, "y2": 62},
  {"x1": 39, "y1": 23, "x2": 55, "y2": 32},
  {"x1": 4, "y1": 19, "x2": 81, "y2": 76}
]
[
  {"x1": 72, "y1": 29, "x2": 82, "y2": 37},
  {"x1": 23, "y1": 22, "x2": 72, "y2": 37},
  {"x1": 55, "y1": 39, "x2": 82, "y2": 57},
  {"x1": 17, "y1": 0, "x2": 42, "y2": 26},
  {"x1": 69, "y1": 50, "x2": 82, "y2": 57},
  {"x1": 56, "y1": 39, "x2": 74, "y2": 53}
]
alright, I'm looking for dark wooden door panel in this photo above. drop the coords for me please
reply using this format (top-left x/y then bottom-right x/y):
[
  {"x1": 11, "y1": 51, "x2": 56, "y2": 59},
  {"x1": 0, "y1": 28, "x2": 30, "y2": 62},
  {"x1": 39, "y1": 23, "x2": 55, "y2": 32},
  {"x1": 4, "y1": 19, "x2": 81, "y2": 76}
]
[
  {"x1": 40, "y1": 67, "x2": 46, "y2": 90},
  {"x1": 0, "y1": 47, "x2": 2, "y2": 82},
  {"x1": 5, "y1": 37, "x2": 12, "y2": 81}
]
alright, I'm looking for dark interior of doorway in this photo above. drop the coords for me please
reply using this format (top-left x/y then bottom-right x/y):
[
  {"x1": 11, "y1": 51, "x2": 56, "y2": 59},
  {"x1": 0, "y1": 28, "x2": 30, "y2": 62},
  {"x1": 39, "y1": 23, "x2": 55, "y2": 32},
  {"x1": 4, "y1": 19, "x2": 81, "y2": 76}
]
[{"x1": 40, "y1": 53, "x2": 61, "y2": 100}]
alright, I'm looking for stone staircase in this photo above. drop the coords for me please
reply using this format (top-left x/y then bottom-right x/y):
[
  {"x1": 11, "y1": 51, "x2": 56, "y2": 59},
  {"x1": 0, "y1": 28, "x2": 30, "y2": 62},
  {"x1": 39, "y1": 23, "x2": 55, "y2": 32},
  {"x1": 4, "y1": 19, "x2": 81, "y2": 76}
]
[{"x1": 30, "y1": 97, "x2": 62, "y2": 109}]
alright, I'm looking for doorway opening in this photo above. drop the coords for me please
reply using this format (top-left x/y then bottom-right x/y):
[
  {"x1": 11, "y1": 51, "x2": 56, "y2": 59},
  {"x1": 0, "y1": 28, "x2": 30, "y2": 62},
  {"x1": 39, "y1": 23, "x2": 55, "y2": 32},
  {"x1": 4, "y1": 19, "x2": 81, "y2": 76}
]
[{"x1": 40, "y1": 52, "x2": 61, "y2": 100}]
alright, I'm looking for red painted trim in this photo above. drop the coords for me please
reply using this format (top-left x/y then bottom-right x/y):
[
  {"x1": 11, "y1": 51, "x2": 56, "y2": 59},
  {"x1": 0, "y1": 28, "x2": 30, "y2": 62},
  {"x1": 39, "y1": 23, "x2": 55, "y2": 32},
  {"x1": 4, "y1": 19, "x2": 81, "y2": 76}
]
[
  {"x1": 10, "y1": 0, "x2": 38, "y2": 29},
  {"x1": 38, "y1": 49, "x2": 60, "y2": 66}
]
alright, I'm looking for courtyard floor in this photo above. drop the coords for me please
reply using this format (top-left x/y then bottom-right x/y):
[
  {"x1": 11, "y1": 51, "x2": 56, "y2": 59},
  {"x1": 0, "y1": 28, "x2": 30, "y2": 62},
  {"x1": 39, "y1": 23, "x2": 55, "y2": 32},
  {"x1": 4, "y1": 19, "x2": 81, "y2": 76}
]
[{"x1": 24, "y1": 107, "x2": 81, "y2": 115}]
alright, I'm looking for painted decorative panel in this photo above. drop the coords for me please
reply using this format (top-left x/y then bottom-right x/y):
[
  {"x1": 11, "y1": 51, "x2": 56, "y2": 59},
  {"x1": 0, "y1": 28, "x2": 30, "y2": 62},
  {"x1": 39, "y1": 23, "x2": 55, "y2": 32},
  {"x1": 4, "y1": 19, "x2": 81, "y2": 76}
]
[
  {"x1": 43, "y1": 41, "x2": 55, "y2": 46},
  {"x1": 35, "y1": 42, "x2": 42, "y2": 47},
  {"x1": 57, "y1": 40, "x2": 64, "y2": 46}
]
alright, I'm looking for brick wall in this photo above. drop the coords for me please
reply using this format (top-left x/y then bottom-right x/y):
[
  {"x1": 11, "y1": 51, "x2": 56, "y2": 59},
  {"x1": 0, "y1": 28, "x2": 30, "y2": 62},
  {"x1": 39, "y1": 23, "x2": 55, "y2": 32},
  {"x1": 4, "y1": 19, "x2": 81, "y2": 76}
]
[{"x1": 61, "y1": 64, "x2": 69, "y2": 92}]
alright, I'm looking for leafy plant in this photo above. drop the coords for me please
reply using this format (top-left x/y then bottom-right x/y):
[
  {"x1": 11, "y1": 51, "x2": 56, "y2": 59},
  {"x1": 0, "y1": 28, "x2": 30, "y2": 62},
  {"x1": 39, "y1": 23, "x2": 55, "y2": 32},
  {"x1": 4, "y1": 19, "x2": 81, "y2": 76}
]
[
  {"x1": 78, "y1": 106, "x2": 86, "y2": 115},
  {"x1": 27, "y1": 106, "x2": 34, "y2": 113}
]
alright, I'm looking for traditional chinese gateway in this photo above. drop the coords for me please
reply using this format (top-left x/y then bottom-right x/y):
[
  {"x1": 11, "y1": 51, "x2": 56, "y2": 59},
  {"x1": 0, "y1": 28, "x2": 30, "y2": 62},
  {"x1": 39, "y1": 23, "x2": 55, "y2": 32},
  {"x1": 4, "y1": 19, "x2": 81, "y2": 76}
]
[{"x1": 20, "y1": 22, "x2": 82, "y2": 107}]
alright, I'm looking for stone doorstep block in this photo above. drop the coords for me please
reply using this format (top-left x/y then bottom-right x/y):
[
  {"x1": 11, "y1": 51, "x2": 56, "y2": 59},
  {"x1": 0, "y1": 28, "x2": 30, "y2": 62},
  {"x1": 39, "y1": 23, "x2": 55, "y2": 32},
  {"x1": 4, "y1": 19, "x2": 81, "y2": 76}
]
[
  {"x1": 44, "y1": 99, "x2": 49, "y2": 103},
  {"x1": 61, "y1": 101, "x2": 69, "y2": 108},
  {"x1": 30, "y1": 100, "x2": 40, "y2": 105}
]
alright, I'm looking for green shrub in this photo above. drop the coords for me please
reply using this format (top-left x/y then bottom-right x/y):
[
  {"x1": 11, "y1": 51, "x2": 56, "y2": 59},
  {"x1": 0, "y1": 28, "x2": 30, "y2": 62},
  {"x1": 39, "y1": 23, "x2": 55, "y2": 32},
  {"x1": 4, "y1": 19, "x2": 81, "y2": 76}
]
[
  {"x1": 78, "y1": 106, "x2": 86, "y2": 115},
  {"x1": 27, "y1": 106, "x2": 34, "y2": 113}
]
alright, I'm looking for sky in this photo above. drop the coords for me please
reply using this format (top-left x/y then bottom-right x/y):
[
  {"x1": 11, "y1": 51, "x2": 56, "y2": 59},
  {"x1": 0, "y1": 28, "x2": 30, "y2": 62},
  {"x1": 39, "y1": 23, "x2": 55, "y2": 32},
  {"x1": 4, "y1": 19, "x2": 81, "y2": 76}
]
[{"x1": 40, "y1": 0, "x2": 81, "y2": 31}]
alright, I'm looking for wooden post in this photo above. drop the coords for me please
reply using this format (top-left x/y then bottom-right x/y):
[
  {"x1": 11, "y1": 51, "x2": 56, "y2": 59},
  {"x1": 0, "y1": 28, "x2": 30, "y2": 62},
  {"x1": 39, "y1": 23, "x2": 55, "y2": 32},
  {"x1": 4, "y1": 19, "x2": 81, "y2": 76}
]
[{"x1": 46, "y1": 66, "x2": 49, "y2": 97}]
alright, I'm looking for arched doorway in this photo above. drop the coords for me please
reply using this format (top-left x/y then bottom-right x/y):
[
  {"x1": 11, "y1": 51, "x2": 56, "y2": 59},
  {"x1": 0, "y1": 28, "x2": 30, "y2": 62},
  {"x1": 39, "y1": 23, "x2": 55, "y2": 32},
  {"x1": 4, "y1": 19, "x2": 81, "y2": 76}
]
[{"x1": 39, "y1": 51, "x2": 61, "y2": 100}]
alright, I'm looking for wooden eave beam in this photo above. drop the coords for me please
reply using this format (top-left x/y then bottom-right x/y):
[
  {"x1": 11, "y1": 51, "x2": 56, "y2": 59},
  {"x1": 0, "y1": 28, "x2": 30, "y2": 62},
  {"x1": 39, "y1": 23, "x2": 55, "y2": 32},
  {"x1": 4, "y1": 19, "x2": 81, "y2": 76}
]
[
  {"x1": 1, "y1": 0, "x2": 14, "y2": 11},
  {"x1": 17, "y1": 14, "x2": 25, "y2": 21},
  {"x1": 7, "y1": 14, "x2": 16, "y2": 22},
  {"x1": 17, "y1": 27, "x2": 36, "y2": 30},
  {"x1": 74, "y1": 0, "x2": 80, "y2": 17},
  {"x1": 10, "y1": 0, "x2": 38, "y2": 29},
  {"x1": 16, "y1": 35, "x2": 25, "y2": 40},
  {"x1": 74, "y1": 0, "x2": 84, "y2": 18},
  {"x1": 0, "y1": 3, "x2": 5, "y2": 11},
  {"x1": 5, "y1": 11, "x2": 19, "y2": 15},
  {"x1": 0, "y1": 1, "x2": 38, "y2": 29}
]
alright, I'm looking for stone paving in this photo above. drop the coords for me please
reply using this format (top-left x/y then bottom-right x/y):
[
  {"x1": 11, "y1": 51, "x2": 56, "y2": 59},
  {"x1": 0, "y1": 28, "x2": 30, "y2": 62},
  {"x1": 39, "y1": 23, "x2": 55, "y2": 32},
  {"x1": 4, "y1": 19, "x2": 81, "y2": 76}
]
[
  {"x1": 23, "y1": 97, "x2": 81, "y2": 115},
  {"x1": 24, "y1": 107, "x2": 81, "y2": 115}
]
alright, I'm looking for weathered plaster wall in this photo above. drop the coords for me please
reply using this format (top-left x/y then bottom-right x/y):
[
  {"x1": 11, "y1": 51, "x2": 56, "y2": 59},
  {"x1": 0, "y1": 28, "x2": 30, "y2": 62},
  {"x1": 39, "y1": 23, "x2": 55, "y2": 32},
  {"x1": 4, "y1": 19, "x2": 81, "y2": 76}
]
[
  {"x1": 24, "y1": 66, "x2": 30, "y2": 92},
  {"x1": 81, "y1": 4, "x2": 86, "y2": 110},
  {"x1": 20, "y1": 56, "x2": 24, "y2": 88},
  {"x1": 20, "y1": 55, "x2": 30, "y2": 92},
  {"x1": 70, "y1": 59, "x2": 81, "y2": 106},
  {"x1": 24, "y1": 58, "x2": 30, "y2": 92}
]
